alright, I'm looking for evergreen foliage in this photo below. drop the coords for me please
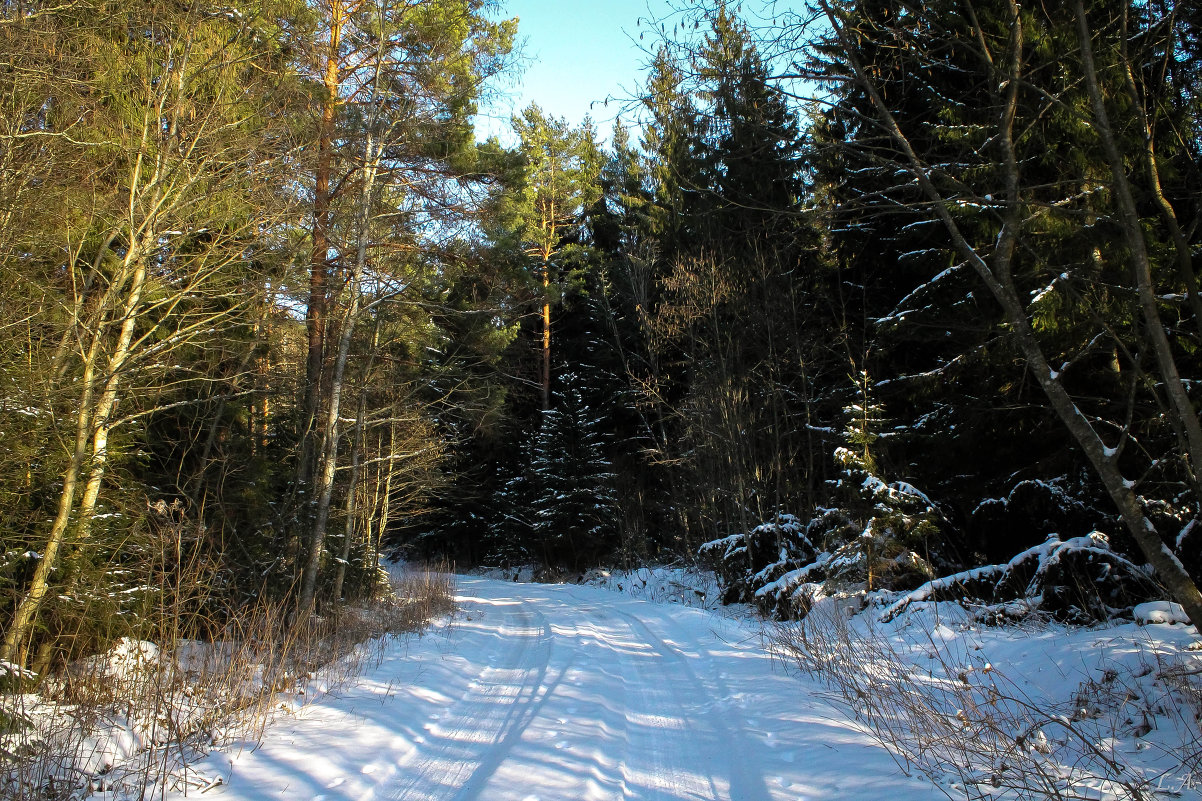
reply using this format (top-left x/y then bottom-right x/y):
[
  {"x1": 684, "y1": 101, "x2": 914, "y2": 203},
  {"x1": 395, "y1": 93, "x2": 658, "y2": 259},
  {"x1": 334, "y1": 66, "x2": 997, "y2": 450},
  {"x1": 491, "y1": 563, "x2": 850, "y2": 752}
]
[
  {"x1": 528, "y1": 374, "x2": 620, "y2": 569},
  {"x1": 5, "y1": 0, "x2": 1202, "y2": 668}
]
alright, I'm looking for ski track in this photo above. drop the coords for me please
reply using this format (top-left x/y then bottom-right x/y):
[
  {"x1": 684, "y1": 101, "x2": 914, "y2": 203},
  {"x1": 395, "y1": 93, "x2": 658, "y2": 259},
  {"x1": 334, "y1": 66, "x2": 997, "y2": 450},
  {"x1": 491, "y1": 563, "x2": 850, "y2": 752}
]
[{"x1": 186, "y1": 578, "x2": 931, "y2": 801}]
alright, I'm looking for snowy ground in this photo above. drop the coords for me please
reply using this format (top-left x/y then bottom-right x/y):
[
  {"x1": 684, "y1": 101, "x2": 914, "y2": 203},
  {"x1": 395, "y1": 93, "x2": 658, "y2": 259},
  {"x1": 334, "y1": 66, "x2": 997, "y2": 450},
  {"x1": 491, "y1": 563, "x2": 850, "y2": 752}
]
[{"x1": 169, "y1": 576, "x2": 934, "y2": 801}]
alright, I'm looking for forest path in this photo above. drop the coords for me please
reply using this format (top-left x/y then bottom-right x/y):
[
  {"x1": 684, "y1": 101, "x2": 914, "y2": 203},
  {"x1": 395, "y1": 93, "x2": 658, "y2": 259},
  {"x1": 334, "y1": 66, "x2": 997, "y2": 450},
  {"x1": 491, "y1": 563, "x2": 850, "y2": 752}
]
[{"x1": 187, "y1": 578, "x2": 930, "y2": 801}]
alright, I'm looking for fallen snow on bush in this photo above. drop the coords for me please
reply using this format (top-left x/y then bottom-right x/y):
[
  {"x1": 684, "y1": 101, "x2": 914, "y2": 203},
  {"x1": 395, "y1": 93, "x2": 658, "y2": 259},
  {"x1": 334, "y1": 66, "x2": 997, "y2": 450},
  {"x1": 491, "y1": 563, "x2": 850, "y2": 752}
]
[
  {"x1": 1134, "y1": 601, "x2": 1192, "y2": 626},
  {"x1": 1, "y1": 636, "x2": 251, "y2": 799},
  {"x1": 883, "y1": 532, "x2": 1162, "y2": 623}
]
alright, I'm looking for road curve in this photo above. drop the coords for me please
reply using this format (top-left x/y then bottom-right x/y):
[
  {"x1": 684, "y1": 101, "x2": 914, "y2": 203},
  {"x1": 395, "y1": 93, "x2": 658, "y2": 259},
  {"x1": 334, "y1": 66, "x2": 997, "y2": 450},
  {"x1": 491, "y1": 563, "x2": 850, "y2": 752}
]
[{"x1": 197, "y1": 577, "x2": 929, "y2": 801}]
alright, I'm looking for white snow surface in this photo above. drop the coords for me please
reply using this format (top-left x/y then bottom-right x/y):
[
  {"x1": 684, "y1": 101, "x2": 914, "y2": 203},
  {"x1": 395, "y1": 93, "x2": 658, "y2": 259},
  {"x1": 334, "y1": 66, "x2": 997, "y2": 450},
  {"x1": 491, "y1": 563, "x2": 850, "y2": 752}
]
[
  {"x1": 1134, "y1": 601, "x2": 1191, "y2": 625},
  {"x1": 580, "y1": 565, "x2": 725, "y2": 610},
  {"x1": 169, "y1": 577, "x2": 931, "y2": 801}
]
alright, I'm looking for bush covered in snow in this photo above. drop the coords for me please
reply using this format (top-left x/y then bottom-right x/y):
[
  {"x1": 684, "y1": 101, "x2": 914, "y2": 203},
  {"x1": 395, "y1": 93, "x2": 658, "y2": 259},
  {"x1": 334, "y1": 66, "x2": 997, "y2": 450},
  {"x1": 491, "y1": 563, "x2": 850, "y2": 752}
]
[
  {"x1": 705, "y1": 525, "x2": 1168, "y2": 624},
  {"x1": 703, "y1": 373, "x2": 953, "y2": 619},
  {"x1": 0, "y1": 568, "x2": 454, "y2": 800},
  {"x1": 970, "y1": 477, "x2": 1111, "y2": 561},
  {"x1": 700, "y1": 374, "x2": 1175, "y2": 625},
  {"x1": 700, "y1": 451, "x2": 948, "y2": 619},
  {"x1": 883, "y1": 531, "x2": 1165, "y2": 624},
  {"x1": 698, "y1": 514, "x2": 817, "y2": 607},
  {"x1": 580, "y1": 565, "x2": 723, "y2": 609}
]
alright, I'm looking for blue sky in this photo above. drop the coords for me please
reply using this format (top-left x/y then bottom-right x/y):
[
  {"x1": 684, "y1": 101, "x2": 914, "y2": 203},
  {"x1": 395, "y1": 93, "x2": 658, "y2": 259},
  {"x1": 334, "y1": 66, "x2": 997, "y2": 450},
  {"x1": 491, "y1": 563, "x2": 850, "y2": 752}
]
[{"x1": 476, "y1": 0, "x2": 678, "y2": 142}]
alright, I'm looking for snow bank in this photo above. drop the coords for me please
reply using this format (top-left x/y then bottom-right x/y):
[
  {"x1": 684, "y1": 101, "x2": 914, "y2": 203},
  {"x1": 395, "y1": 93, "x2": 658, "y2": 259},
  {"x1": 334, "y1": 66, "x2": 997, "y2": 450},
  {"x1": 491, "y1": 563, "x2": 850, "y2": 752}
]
[
  {"x1": 778, "y1": 585, "x2": 1202, "y2": 800},
  {"x1": 1134, "y1": 601, "x2": 1191, "y2": 625},
  {"x1": 466, "y1": 564, "x2": 537, "y2": 583},
  {"x1": 698, "y1": 514, "x2": 819, "y2": 610},
  {"x1": 579, "y1": 565, "x2": 724, "y2": 609}
]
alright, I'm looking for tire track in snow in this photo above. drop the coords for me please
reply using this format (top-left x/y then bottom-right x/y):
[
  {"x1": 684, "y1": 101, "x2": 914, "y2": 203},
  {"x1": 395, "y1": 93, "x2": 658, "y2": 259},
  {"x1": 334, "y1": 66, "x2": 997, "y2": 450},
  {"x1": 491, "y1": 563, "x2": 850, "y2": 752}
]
[
  {"x1": 615, "y1": 607, "x2": 725, "y2": 801},
  {"x1": 197, "y1": 579, "x2": 934, "y2": 801},
  {"x1": 616, "y1": 610, "x2": 772, "y2": 801},
  {"x1": 523, "y1": 599, "x2": 632, "y2": 801},
  {"x1": 382, "y1": 598, "x2": 557, "y2": 801}
]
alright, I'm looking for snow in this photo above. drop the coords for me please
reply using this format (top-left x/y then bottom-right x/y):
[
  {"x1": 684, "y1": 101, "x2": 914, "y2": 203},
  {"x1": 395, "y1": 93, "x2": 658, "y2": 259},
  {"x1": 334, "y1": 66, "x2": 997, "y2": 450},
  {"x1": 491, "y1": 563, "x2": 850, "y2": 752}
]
[
  {"x1": 579, "y1": 565, "x2": 724, "y2": 609},
  {"x1": 785, "y1": 593, "x2": 1202, "y2": 800},
  {"x1": 1134, "y1": 601, "x2": 1190, "y2": 625},
  {"x1": 1179, "y1": 518, "x2": 1197, "y2": 550},
  {"x1": 9, "y1": 569, "x2": 1202, "y2": 800},
  {"x1": 874, "y1": 262, "x2": 964, "y2": 326},
  {"x1": 882, "y1": 531, "x2": 1153, "y2": 622},
  {"x1": 0, "y1": 660, "x2": 36, "y2": 681},
  {"x1": 163, "y1": 578, "x2": 933, "y2": 800}
]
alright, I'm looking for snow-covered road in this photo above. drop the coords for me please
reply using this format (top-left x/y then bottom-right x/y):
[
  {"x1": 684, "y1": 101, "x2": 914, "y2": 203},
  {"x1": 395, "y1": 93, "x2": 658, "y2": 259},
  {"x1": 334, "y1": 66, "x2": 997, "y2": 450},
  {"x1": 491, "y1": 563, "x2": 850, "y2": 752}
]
[{"x1": 188, "y1": 578, "x2": 930, "y2": 800}]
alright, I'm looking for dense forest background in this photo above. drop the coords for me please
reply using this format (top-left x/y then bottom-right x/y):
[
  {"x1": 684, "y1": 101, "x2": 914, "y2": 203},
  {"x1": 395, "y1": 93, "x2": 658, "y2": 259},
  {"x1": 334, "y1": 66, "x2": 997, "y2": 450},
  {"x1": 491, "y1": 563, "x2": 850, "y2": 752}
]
[{"x1": 4, "y1": 0, "x2": 1202, "y2": 673}]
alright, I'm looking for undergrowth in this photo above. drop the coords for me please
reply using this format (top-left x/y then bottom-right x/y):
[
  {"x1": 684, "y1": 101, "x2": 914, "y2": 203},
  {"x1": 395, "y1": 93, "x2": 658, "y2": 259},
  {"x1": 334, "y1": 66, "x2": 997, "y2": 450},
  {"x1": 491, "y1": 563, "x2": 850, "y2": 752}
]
[
  {"x1": 774, "y1": 603, "x2": 1202, "y2": 800},
  {"x1": 0, "y1": 564, "x2": 455, "y2": 800}
]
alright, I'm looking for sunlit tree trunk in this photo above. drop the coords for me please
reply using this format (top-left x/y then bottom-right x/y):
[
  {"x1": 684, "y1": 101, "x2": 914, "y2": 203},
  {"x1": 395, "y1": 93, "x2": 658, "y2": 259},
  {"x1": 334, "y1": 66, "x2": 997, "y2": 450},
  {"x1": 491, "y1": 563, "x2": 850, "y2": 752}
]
[
  {"x1": 300, "y1": 0, "x2": 346, "y2": 495},
  {"x1": 298, "y1": 43, "x2": 381, "y2": 614}
]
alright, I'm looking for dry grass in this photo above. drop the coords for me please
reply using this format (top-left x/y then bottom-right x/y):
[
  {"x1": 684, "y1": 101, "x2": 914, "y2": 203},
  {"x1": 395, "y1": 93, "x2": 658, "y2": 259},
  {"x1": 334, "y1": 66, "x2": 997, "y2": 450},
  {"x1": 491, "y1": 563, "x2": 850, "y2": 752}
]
[
  {"x1": 0, "y1": 563, "x2": 456, "y2": 800},
  {"x1": 773, "y1": 603, "x2": 1202, "y2": 801}
]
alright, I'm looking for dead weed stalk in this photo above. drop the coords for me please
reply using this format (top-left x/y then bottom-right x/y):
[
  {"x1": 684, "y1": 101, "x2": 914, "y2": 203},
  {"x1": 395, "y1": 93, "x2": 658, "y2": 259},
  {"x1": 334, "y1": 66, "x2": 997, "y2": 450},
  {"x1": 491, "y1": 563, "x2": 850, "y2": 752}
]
[
  {"x1": 773, "y1": 604, "x2": 1200, "y2": 800},
  {"x1": 0, "y1": 560, "x2": 456, "y2": 800}
]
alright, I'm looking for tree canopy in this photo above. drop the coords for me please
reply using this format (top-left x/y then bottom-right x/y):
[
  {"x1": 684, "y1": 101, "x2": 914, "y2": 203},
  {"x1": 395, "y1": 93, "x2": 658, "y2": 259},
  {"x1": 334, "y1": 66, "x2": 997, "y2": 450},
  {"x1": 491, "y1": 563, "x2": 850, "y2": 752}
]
[{"x1": 5, "y1": 0, "x2": 1202, "y2": 671}]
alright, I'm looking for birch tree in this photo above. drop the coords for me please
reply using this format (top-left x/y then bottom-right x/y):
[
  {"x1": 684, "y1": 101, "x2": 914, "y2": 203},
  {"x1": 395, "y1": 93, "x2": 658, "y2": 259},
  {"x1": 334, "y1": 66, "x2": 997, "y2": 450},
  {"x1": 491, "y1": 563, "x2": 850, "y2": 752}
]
[{"x1": 1, "y1": 0, "x2": 301, "y2": 667}]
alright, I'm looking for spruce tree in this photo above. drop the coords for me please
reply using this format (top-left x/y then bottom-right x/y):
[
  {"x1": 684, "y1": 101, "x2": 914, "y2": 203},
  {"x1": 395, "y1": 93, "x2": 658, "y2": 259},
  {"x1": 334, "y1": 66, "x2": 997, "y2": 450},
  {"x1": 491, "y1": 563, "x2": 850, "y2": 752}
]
[
  {"x1": 809, "y1": 0, "x2": 1202, "y2": 622},
  {"x1": 529, "y1": 374, "x2": 619, "y2": 570}
]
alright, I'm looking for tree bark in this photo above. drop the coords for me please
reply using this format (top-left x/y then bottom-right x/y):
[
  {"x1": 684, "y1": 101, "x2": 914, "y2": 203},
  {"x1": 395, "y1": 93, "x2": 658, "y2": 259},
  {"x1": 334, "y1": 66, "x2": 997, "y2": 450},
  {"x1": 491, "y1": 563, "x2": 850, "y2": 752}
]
[
  {"x1": 0, "y1": 336, "x2": 100, "y2": 667},
  {"x1": 300, "y1": 0, "x2": 345, "y2": 492},
  {"x1": 298, "y1": 38, "x2": 381, "y2": 615},
  {"x1": 297, "y1": 269, "x2": 361, "y2": 616},
  {"x1": 331, "y1": 317, "x2": 377, "y2": 603}
]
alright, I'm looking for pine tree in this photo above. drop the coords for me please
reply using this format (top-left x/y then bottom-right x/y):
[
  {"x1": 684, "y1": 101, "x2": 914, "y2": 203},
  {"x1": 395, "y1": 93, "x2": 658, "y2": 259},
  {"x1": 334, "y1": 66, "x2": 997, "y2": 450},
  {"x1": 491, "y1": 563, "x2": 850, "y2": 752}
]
[{"x1": 508, "y1": 105, "x2": 604, "y2": 410}]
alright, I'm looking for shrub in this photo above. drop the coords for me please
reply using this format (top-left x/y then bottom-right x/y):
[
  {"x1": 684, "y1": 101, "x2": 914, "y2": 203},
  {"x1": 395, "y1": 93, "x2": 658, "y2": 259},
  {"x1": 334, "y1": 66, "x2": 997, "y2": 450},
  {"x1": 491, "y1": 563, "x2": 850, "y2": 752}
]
[
  {"x1": 774, "y1": 602, "x2": 1201, "y2": 800},
  {"x1": 884, "y1": 532, "x2": 1164, "y2": 624}
]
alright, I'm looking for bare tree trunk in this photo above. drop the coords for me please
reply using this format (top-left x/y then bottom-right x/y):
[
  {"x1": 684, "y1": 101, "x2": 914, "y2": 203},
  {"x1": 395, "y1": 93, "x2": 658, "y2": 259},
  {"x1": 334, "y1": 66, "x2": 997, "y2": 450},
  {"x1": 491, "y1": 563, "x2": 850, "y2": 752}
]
[
  {"x1": 298, "y1": 42, "x2": 382, "y2": 614},
  {"x1": 1, "y1": 335, "x2": 101, "y2": 666},
  {"x1": 331, "y1": 317, "x2": 378, "y2": 603},
  {"x1": 1075, "y1": 0, "x2": 1202, "y2": 492},
  {"x1": 1114, "y1": 7, "x2": 1202, "y2": 339},
  {"x1": 73, "y1": 255, "x2": 150, "y2": 543},
  {"x1": 2, "y1": 219, "x2": 151, "y2": 666},
  {"x1": 330, "y1": 401, "x2": 364, "y2": 603},
  {"x1": 297, "y1": 268, "x2": 363, "y2": 616},
  {"x1": 372, "y1": 421, "x2": 398, "y2": 591}
]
